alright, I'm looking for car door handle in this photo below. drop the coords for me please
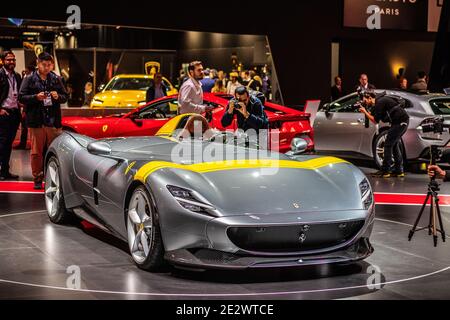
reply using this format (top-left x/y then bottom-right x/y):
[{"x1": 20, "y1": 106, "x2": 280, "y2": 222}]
[{"x1": 357, "y1": 118, "x2": 366, "y2": 123}]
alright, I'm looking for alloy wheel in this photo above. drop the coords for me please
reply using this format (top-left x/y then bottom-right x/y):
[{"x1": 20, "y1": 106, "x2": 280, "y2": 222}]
[
  {"x1": 127, "y1": 189, "x2": 154, "y2": 264},
  {"x1": 45, "y1": 161, "x2": 60, "y2": 218}
]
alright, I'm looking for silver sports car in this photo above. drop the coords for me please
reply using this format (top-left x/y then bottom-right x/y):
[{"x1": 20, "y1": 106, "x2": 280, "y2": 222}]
[
  {"x1": 314, "y1": 90, "x2": 450, "y2": 169},
  {"x1": 44, "y1": 114, "x2": 374, "y2": 271}
]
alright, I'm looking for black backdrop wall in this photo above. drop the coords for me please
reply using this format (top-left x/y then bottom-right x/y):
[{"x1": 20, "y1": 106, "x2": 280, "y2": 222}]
[
  {"x1": 340, "y1": 40, "x2": 434, "y2": 91},
  {"x1": 1, "y1": 0, "x2": 442, "y2": 106}
]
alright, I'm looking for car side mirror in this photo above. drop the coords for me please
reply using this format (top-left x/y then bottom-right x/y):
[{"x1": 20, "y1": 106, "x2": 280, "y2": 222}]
[
  {"x1": 286, "y1": 138, "x2": 308, "y2": 156},
  {"x1": 133, "y1": 118, "x2": 143, "y2": 127},
  {"x1": 323, "y1": 103, "x2": 331, "y2": 116},
  {"x1": 87, "y1": 141, "x2": 112, "y2": 156},
  {"x1": 129, "y1": 114, "x2": 143, "y2": 126}
]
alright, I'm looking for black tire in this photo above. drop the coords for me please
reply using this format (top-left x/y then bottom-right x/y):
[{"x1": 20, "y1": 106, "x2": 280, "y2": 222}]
[
  {"x1": 373, "y1": 130, "x2": 407, "y2": 171},
  {"x1": 45, "y1": 156, "x2": 75, "y2": 224},
  {"x1": 373, "y1": 130, "x2": 388, "y2": 170},
  {"x1": 126, "y1": 185, "x2": 165, "y2": 271}
]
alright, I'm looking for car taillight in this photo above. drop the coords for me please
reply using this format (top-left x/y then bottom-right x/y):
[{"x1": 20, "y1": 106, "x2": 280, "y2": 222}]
[{"x1": 269, "y1": 121, "x2": 282, "y2": 129}]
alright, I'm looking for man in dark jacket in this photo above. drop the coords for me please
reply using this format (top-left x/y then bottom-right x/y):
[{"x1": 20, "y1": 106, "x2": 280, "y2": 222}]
[
  {"x1": 331, "y1": 76, "x2": 345, "y2": 101},
  {"x1": 146, "y1": 72, "x2": 168, "y2": 102},
  {"x1": 355, "y1": 74, "x2": 376, "y2": 92},
  {"x1": 18, "y1": 52, "x2": 68, "y2": 189},
  {"x1": 221, "y1": 86, "x2": 269, "y2": 134},
  {"x1": 359, "y1": 90, "x2": 409, "y2": 178},
  {"x1": 0, "y1": 51, "x2": 22, "y2": 180}
]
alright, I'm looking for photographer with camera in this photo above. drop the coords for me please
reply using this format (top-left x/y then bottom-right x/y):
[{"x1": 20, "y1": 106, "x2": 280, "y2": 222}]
[
  {"x1": 18, "y1": 52, "x2": 68, "y2": 190},
  {"x1": 221, "y1": 86, "x2": 269, "y2": 135},
  {"x1": 358, "y1": 90, "x2": 410, "y2": 178}
]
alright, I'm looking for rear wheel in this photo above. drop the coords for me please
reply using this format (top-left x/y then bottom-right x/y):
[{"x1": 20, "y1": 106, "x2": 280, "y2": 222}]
[
  {"x1": 373, "y1": 130, "x2": 407, "y2": 171},
  {"x1": 45, "y1": 157, "x2": 74, "y2": 224},
  {"x1": 126, "y1": 186, "x2": 165, "y2": 271}
]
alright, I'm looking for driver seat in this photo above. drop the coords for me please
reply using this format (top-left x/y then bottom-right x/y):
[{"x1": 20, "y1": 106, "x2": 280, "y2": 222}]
[{"x1": 175, "y1": 114, "x2": 215, "y2": 140}]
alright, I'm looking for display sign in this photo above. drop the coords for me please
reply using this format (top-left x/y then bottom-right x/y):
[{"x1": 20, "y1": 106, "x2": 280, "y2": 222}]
[{"x1": 343, "y1": 0, "x2": 429, "y2": 31}]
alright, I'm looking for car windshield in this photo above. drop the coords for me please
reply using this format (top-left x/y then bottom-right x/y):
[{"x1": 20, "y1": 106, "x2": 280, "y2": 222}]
[
  {"x1": 429, "y1": 98, "x2": 450, "y2": 115},
  {"x1": 104, "y1": 78, "x2": 153, "y2": 91}
]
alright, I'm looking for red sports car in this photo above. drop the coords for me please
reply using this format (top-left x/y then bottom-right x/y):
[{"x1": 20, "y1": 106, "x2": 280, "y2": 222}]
[{"x1": 62, "y1": 93, "x2": 314, "y2": 153}]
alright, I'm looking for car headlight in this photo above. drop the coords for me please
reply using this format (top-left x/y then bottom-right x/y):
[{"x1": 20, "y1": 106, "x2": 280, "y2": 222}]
[
  {"x1": 359, "y1": 178, "x2": 373, "y2": 210},
  {"x1": 167, "y1": 185, "x2": 215, "y2": 215}
]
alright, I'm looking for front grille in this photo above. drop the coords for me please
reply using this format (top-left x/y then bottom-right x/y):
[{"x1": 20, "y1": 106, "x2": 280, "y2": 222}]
[{"x1": 227, "y1": 220, "x2": 365, "y2": 253}]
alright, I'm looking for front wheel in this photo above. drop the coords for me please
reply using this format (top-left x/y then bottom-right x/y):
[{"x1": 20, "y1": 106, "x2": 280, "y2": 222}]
[
  {"x1": 126, "y1": 186, "x2": 165, "y2": 271},
  {"x1": 45, "y1": 157, "x2": 74, "y2": 224}
]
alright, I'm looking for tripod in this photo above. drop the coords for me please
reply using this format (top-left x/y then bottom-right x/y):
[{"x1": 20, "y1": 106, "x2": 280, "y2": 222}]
[{"x1": 408, "y1": 153, "x2": 446, "y2": 247}]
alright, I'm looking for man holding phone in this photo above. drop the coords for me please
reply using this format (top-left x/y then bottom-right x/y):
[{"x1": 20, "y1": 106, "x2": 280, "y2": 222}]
[{"x1": 19, "y1": 52, "x2": 68, "y2": 190}]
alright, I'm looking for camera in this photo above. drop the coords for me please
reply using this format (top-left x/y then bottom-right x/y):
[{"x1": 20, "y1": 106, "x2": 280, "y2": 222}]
[
  {"x1": 421, "y1": 116, "x2": 448, "y2": 134},
  {"x1": 357, "y1": 88, "x2": 366, "y2": 101},
  {"x1": 231, "y1": 99, "x2": 242, "y2": 109}
]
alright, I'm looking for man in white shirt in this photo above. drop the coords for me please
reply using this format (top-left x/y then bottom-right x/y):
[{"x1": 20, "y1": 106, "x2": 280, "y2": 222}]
[{"x1": 178, "y1": 61, "x2": 213, "y2": 115}]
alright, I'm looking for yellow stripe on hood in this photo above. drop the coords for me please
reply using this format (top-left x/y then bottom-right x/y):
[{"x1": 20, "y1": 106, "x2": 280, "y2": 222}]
[{"x1": 134, "y1": 157, "x2": 348, "y2": 183}]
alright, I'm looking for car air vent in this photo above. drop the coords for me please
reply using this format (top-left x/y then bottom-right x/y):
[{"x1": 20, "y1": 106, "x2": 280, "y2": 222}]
[{"x1": 227, "y1": 220, "x2": 365, "y2": 253}]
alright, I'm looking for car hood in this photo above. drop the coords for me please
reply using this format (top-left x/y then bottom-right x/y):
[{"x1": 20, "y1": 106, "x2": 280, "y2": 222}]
[
  {"x1": 93, "y1": 90, "x2": 146, "y2": 108},
  {"x1": 147, "y1": 156, "x2": 367, "y2": 216}
]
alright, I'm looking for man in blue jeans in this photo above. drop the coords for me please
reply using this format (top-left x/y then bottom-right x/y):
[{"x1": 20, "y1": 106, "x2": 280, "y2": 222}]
[{"x1": 359, "y1": 90, "x2": 410, "y2": 178}]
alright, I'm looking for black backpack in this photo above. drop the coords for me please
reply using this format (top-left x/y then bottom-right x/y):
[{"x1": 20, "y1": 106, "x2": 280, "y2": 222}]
[
  {"x1": 249, "y1": 90, "x2": 266, "y2": 105},
  {"x1": 376, "y1": 92, "x2": 409, "y2": 124},
  {"x1": 377, "y1": 91, "x2": 409, "y2": 109}
]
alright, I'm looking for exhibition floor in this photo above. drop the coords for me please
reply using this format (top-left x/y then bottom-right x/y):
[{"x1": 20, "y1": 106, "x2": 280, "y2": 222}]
[{"x1": 1, "y1": 150, "x2": 450, "y2": 300}]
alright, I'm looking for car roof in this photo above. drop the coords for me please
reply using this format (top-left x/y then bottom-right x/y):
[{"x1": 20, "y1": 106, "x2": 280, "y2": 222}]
[
  {"x1": 113, "y1": 74, "x2": 152, "y2": 78},
  {"x1": 112, "y1": 74, "x2": 170, "y2": 80},
  {"x1": 375, "y1": 89, "x2": 448, "y2": 101},
  {"x1": 336, "y1": 90, "x2": 448, "y2": 103}
]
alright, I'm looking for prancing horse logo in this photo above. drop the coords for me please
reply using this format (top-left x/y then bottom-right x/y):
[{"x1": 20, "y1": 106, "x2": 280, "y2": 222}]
[
  {"x1": 102, "y1": 125, "x2": 108, "y2": 133},
  {"x1": 299, "y1": 224, "x2": 310, "y2": 244}
]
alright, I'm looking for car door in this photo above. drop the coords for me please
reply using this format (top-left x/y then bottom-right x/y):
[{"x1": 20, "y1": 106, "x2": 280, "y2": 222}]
[
  {"x1": 72, "y1": 147, "x2": 126, "y2": 233},
  {"x1": 313, "y1": 94, "x2": 367, "y2": 153},
  {"x1": 113, "y1": 98, "x2": 179, "y2": 137}
]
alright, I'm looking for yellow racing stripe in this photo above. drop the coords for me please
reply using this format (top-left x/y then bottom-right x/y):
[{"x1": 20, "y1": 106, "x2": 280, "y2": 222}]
[{"x1": 134, "y1": 157, "x2": 348, "y2": 183}]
